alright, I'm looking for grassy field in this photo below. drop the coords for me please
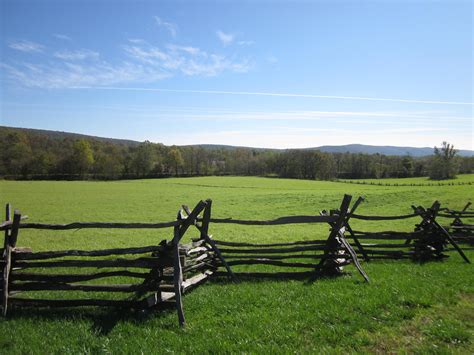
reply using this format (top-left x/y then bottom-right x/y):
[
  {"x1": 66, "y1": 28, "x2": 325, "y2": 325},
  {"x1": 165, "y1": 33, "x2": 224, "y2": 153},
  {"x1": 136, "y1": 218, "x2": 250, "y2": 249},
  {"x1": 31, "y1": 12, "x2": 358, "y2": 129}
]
[{"x1": 0, "y1": 175, "x2": 473, "y2": 353}]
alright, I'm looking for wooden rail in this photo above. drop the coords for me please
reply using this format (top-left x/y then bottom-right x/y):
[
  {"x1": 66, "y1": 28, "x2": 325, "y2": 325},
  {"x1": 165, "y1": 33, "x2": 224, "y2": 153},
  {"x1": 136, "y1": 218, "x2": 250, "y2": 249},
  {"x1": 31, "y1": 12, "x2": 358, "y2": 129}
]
[{"x1": 1, "y1": 196, "x2": 471, "y2": 327}]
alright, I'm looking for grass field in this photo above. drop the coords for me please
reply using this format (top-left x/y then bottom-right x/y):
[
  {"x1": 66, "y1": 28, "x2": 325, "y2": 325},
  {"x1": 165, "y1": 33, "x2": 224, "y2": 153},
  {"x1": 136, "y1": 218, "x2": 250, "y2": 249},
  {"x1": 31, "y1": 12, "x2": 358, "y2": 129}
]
[{"x1": 0, "y1": 176, "x2": 473, "y2": 353}]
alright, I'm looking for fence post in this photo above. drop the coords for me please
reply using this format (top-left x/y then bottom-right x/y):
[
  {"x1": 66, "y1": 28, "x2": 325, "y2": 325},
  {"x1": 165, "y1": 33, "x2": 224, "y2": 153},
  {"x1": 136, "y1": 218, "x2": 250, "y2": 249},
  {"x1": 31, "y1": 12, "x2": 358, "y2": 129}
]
[
  {"x1": 2, "y1": 204, "x2": 11, "y2": 252},
  {"x1": 345, "y1": 196, "x2": 370, "y2": 262},
  {"x1": 320, "y1": 195, "x2": 369, "y2": 282},
  {"x1": 318, "y1": 195, "x2": 351, "y2": 271},
  {"x1": 173, "y1": 211, "x2": 186, "y2": 327},
  {"x1": 428, "y1": 202, "x2": 470, "y2": 264},
  {"x1": 171, "y1": 200, "x2": 208, "y2": 327},
  {"x1": 199, "y1": 200, "x2": 235, "y2": 281},
  {"x1": 2, "y1": 209, "x2": 21, "y2": 317}
]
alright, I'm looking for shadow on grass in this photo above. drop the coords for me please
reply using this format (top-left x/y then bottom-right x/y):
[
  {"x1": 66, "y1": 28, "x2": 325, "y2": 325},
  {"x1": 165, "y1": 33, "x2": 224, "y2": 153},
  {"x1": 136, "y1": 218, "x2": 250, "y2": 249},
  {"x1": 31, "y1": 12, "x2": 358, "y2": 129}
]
[
  {"x1": 3, "y1": 301, "x2": 176, "y2": 335},
  {"x1": 208, "y1": 270, "x2": 358, "y2": 286},
  {"x1": 3, "y1": 269, "x2": 370, "y2": 333}
]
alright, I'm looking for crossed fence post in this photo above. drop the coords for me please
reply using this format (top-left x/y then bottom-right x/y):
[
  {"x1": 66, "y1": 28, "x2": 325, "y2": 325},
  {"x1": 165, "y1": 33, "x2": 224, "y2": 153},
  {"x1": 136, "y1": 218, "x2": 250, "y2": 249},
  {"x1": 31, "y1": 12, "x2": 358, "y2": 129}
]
[
  {"x1": 411, "y1": 202, "x2": 470, "y2": 263},
  {"x1": 171, "y1": 200, "x2": 208, "y2": 327},
  {"x1": 344, "y1": 196, "x2": 370, "y2": 262},
  {"x1": 451, "y1": 202, "x2": 471, "y2": 226},
  {"x1": 320, "y1": 195, "x2": 370, "y2": 283}
]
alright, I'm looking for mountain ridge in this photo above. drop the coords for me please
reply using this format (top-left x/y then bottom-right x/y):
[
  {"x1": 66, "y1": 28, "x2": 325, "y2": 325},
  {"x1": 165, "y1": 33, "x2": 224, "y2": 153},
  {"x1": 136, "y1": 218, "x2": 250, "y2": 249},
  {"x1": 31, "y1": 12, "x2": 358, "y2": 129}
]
[{"x1": 2, "y1": 126, "x2": 473, "y2": 157}]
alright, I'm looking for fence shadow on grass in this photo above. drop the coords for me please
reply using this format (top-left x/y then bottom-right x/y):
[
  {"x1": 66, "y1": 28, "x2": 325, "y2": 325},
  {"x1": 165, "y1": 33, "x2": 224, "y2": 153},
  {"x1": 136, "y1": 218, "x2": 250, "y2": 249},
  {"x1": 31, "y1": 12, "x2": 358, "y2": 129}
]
[{"x1": 6, "y1": 300, "x2": 176, "y2": 335}]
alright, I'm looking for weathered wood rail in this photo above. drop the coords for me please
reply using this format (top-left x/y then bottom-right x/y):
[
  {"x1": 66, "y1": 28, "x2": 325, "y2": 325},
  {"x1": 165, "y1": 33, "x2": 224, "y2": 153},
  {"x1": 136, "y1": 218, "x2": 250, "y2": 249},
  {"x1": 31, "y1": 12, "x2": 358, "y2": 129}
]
[
  {"x1": 0, "y1": 200, "x2": 216, "y2": 327},
  {"x1": 440, "y1": 202, "x2": 474, "y2": 244},
  {"x1": 1, "y1": 195, "x2": 471, "y2": 327},
  {"x1": 211, "y1": 194, "x2": 369, "y2": 282},
  {"x1": 344, "y1": 200, "x2": 472, "y2": 263}
]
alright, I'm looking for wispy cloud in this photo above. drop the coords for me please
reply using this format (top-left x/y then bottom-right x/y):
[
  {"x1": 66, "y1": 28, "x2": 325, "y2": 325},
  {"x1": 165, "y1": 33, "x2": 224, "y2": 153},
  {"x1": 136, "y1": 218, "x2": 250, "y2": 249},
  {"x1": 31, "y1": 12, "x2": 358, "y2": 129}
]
[
  {"x1": 67, "y1": 87, "x2": 473, "y2": 106},
  {"x1": 0, "y1": 61, "x2": 170, "y2": 89},
  {"x1": 53, "y1": 34, "x2": 72, "y2": 41},
  {"x1": 8, "y1": 40, "x2": 45, "y2": 53},
  {"x1": 2, "y1": 39, "x2": 251, "y2": 88},
  {"x1": 167, "y1": 44, "x2": 203, "y2": 56},
  {"x1": 123, "y1": 41, "x2": 251, "y2": 76},
  {"x1": 154, "y1": 16, "x2": 178, "y2": 37},
  {"x1": 18, "y1": 103, "x2": 467, "y2": 124},
  {"x1": 216, "y1": 30, "x2": 234, "y2": 46},
  {"x1": 128, "y1": 38, "x2": 146, "y2": 44},
  {"x1": 54, "y1": 49, "x2": 99, "y2": 61},
  {"x1": 238, "y1": 40, "x2": 255, "y2": 46},
  {"x1": 145, "y1": 110, "x2": 471, "y2": 123}
]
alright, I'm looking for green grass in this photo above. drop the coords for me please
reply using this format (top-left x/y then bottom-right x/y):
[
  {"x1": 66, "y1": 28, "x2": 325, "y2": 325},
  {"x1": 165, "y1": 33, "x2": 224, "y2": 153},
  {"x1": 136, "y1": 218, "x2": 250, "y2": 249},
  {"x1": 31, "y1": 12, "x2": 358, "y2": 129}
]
[{"x1": 0, "y1": 175, "x2": 473, "y2": 353}]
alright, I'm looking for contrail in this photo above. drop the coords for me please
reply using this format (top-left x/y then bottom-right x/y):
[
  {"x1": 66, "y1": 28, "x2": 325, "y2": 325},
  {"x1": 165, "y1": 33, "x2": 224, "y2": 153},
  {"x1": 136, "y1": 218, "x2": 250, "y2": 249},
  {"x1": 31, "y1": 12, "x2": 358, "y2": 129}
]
[{"x1": 70, "y1": 86, "x2": 473, "y2": 105}]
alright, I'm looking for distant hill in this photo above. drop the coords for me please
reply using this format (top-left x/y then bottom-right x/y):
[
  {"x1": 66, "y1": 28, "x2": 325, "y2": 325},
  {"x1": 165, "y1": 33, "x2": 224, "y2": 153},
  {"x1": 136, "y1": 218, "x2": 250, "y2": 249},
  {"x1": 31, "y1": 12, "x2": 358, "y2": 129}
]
[
  {"x1": 2, "y1": 126, "x2": 473, "y2": 157},
  {"x1": 184, "y1": 144, "x2": 279, "y2": 152},
  {"x1": 313, "y1": 144, "x2": 474, "y2": 157},
  {"x1": 1, "y1": 126, "x2": 140, "y2": 147},
  {"x1": 184, "y1": 143, "x2": 474, "y2": 157}
]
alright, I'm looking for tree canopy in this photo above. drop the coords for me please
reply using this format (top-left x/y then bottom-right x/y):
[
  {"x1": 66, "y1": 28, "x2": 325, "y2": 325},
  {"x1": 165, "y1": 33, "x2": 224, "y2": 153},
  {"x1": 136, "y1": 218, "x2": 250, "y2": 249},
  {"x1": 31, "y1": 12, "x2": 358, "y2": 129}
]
[
  {"x1": 429, "y1": 142, "x2": 459, "y2": 180},
  {"x1": 1, "y1": 127, "x2": 472, "y2": 181}
]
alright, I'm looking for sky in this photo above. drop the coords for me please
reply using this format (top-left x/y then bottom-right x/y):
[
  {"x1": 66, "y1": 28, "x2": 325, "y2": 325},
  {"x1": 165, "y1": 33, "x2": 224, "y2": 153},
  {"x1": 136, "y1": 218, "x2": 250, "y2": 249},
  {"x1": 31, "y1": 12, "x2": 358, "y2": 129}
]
[{"x1": 1, "y1": 0, "x2": 473, "y2": 149}]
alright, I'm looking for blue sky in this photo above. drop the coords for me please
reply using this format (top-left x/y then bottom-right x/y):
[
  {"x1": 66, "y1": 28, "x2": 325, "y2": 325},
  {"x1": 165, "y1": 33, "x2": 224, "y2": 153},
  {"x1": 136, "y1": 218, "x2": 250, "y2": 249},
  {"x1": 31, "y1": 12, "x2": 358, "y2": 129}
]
[{"x1": 1, "y1": 0, "x2": 472, "y2": 149}]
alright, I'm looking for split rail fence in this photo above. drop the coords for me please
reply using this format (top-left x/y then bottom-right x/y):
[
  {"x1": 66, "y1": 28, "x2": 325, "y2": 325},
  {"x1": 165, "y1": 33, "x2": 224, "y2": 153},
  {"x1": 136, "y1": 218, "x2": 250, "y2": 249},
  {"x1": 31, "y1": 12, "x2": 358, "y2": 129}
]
[
  {"x1": 443, "y1": 202, "x2": 474, "y2": 244},
  {"x1": 1, "y1": 195, "x2": 471, "y2": 326},
  {"x1": 343, "y1": 199, "x2": 473, "y2": 262}
]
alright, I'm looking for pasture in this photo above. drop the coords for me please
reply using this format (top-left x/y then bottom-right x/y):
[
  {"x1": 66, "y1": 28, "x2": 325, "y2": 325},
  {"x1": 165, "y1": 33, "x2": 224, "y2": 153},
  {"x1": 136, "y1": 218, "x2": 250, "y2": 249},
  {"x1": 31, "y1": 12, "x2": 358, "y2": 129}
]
[{"x1": 1, "y1": 176, "x2": 473, "y2": 353}]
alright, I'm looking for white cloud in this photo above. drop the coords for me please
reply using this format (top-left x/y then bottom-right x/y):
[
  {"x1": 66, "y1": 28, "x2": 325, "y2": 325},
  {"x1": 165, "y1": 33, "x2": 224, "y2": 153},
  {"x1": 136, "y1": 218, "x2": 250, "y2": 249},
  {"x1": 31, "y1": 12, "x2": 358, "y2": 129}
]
[
  {"x1": 128, "y1": 38, "x2": 146, "y2": 44},
  {"x1": 123, "y1": 45, "x2": 170, "y2": 64},
  {"x1": 53, "y1": 34, "x2": 72, "y2": 41},
  {"x1": 238, "y1": 40, "x2": 255, "y2": 46},
  {"x1": 8, "y1": 40, "x2": 44, "y2": 53},
  {"x1": 92, "y1": 106, "x2": 468, "y2": 123},
  {"x1": 2, "y1": 40, "x2": 251, "y2": 88},
  {"x1": 123, "y1": 42, "x2": 251, "y2": 76},
  {"x1": 167, "y1": 44, "x2": 204, "y2": 56},
  {"x1": 54, "y1": 49, "x2": 99, "y2": 61},
  {"x1": 64, "y1": 87, "x2": 472, "y2": 105},
  {"x1": 0, "y1": 61, "x2": 170, "y2": 89},
  {"x1": 216, "y1": 30, "x2": 234, "y2": 46},
  {"x1": 154, "y1": 16, "x2": 178, "y2": 37}
]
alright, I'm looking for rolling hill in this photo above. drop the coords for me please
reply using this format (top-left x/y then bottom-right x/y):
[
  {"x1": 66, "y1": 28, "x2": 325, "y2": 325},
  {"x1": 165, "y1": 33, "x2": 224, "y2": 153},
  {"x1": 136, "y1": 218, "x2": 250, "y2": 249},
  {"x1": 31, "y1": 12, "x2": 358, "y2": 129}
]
[{"x1": 2, "y1": 126, "x2": 473, "y2": 157}]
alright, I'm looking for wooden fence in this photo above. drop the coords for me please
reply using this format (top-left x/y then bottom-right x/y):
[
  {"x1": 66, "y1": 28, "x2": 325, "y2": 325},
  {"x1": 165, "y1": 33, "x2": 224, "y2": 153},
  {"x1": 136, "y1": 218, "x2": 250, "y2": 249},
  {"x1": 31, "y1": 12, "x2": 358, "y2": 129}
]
[
  {"x1": 1, "y1": 195, "x2": 471, "y2": 326},
  {"x1": 210, "y1": 194, "x2": 368, "y2": 282},
  {"x1": 342, "y1": 200, "x2": 472, "y2": 263},
  {"x1": 442, "y1": 202, "x2": 474, "y2": 244},
  {"x1": 0, "y1": 200, "x2": 218, "y2": 327}
]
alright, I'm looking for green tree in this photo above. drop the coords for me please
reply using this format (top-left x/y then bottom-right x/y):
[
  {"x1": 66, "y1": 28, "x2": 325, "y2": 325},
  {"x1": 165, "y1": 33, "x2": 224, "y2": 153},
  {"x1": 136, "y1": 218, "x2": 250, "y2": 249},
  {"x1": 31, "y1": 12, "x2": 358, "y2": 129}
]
[
  {"x1": 1, "y1": 132, "x2": 33, "y2": 177},
  {"x1": 30, "y1": 151, "x2": 56, "y2": 175},
  {"x1": 93, "y1": 144, "x2": 124, "y2": 179},
  {"x1": 70, "y1": 139, "x2": 94, "y2": 177},
  {"x1": 167, "y1": 147, "x2": 184, "y2": 176},
  {"x1": 130, "y1": 141, "x2": 155, "y2": 177},
  {"x1": 429, "y1": 141, "x2": 458, "y2": 180},
  {"x1": 401, "y1": 156, "x2": 414, "y2": 178},
  {"x1": 314, "y1": 152, "x2": 337, "y2": 180}
]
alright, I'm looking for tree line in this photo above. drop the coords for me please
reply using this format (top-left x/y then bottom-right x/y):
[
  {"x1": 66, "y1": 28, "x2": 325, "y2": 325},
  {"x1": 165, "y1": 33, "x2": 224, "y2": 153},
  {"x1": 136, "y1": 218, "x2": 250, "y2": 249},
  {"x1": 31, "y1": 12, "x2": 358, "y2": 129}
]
[{"x1": 1, "y1": 127, "x2": 472, "y2": 181}]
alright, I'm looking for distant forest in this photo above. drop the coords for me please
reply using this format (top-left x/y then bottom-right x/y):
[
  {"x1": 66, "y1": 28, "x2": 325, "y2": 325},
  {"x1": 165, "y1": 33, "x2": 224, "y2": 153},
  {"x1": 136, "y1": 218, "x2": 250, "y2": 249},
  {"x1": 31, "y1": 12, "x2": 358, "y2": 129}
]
[{"x1": 1, "y1": 126, "x2": 473, "y2": 181}]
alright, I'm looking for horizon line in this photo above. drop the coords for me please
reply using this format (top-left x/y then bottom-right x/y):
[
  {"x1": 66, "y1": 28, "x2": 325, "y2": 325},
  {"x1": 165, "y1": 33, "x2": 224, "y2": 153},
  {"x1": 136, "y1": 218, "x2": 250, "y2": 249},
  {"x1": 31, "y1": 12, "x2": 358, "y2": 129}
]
[
  {"x1": 70, "y1": 86, "x2": 474, "y2": 105},
  {"x1": 2, "y1": 124, "x2": 473, "y2": 151}
]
